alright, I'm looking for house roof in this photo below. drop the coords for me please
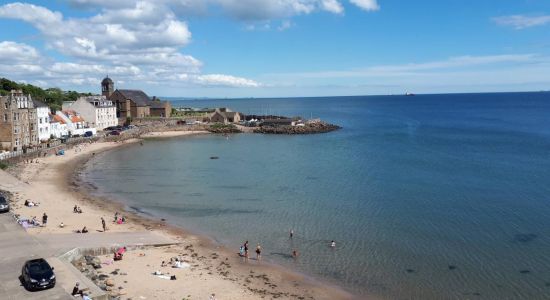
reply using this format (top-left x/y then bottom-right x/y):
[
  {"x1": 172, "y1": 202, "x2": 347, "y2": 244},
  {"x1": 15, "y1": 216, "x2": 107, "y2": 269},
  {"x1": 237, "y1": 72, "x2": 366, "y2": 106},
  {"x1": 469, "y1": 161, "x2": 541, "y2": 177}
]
[
  {"x1": 52, "y1": 115, "x2": 65, "y2": 124},
  {"x1": 150, "y1": 100, "x2": 168, "y2": 109},
  {"x1": 71, "y1": 115, "x2": 84, "y2": 123},
  {"x1": 116, "y1": 89, "x2": 151, "y2": 106},
  {"x1": 32, "y1": 100, "x2": 49, "y2": 108}
]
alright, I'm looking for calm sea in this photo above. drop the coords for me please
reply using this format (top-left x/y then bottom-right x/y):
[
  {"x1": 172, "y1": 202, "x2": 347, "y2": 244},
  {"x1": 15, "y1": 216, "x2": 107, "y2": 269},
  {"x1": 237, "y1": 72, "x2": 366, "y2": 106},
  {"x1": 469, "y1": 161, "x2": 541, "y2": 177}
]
[{"x1": 82, "y1": 93, "x2": 550, "y2": 299}]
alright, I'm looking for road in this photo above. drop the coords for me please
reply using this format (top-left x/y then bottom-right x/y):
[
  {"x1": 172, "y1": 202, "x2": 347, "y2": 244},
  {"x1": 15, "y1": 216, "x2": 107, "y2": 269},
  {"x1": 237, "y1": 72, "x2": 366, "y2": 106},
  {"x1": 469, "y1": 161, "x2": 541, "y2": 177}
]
[
  {"x1": 0, "y1": 212, "x2": 176, "y2": 299},
  {"x1": 0, "y1": 213, "x2": 72, "y2": 300}
]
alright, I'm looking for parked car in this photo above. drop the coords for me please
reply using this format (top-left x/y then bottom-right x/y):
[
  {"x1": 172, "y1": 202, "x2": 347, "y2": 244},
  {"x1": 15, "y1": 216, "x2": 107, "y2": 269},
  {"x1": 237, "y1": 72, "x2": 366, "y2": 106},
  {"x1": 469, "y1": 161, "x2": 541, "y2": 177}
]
[
  {"x1": 21, "y1": 258, "x2": 56, "y2": 290},
  {"x1": 0, "y1": 194, "x2": 9, "y2": 213},
  {"x1": 109, "y1": 130, "x2": 121, "y2": 136},
  {"x1": 104, "y1": 126, "x2": 117, "y2": 131}
]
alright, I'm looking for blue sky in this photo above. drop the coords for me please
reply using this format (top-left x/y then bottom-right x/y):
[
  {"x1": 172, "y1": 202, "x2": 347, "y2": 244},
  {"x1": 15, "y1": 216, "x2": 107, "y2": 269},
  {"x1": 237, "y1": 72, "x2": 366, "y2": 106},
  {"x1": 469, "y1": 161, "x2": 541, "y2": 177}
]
[{"x1": 0, "y1": 0, "x2": 550, "y2": 97}]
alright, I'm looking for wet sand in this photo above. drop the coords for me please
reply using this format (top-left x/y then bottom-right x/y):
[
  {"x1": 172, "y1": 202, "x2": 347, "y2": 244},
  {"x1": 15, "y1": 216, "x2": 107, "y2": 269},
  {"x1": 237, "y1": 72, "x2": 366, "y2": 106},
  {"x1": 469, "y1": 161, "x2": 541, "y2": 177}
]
[{"x1": 5, "y1": 132, "x2": 358, "y2": 300}]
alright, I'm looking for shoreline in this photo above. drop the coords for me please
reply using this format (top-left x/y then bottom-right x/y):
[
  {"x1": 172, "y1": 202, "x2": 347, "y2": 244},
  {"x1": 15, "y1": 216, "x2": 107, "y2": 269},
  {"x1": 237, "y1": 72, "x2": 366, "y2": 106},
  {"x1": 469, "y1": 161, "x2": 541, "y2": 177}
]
[{"x1": 6, "y1": 131, "x2": 360, "y2": 300}]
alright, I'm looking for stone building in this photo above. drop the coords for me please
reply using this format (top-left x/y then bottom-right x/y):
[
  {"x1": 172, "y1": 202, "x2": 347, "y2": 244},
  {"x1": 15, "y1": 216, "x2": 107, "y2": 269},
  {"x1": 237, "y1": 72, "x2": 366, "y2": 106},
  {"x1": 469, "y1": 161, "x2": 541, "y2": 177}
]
[
  {"x1": 101, "y1": 76, "x2": 171, "y2": 119},
  {"x1": 149, "y1": 96, "x2": 172, "y2": 117},
  {"x1": 209, "y1": 108, "x2": 242, "y2": 124},
  {"x1": 62, "y1": 95, "x2": 117, "y2": 130},
  {"x1": 0, "y1": 90, "x2": 38, "y2": 151}
]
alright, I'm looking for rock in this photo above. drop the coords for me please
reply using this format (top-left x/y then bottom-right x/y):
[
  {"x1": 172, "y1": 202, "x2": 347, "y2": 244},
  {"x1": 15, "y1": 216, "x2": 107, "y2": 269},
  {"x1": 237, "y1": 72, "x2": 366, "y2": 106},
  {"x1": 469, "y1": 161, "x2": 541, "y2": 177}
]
[
  {"x1": 105, "y1": 279, "x2": 115, "y2": 286},
  {"x1": 106, "y1": 286, "x2": 113, "y2": 291},
  {"x1": 98, "y1": 274, "x2": 109, "y2": 280},
  {"x1": 253, "y1": 121, "x2": 340, "y2": 134},
  {"x1": 111, "y1": 270, "x2": 119, "y2": 275}
]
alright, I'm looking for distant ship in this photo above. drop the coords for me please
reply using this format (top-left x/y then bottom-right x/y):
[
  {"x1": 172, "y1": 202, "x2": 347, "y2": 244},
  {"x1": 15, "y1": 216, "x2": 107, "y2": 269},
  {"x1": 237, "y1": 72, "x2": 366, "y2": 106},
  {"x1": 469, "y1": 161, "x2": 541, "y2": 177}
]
[{"x1": 405, "y1": 92, "x2": 415, "y2": 96}]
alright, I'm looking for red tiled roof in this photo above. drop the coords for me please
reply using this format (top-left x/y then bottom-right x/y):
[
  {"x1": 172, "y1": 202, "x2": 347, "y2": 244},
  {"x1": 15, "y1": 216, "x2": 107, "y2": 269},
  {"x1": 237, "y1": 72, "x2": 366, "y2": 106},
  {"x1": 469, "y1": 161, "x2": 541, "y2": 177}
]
[{"x1": 52, "y1": 115, "x2": 65, "y2": 124}]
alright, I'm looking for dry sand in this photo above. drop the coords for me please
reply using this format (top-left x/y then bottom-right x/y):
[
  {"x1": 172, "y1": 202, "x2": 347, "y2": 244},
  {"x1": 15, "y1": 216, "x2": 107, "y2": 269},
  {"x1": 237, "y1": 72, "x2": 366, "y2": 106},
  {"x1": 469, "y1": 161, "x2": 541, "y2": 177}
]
[{"x1": 4, "y1": 131, "x2": 356, "y2": 300}]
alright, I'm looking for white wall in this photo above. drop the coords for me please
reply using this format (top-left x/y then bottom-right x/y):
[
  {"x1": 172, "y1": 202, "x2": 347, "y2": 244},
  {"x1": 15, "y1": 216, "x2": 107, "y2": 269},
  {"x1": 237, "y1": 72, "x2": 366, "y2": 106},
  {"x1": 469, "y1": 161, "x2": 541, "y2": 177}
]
[{"x1": 36, "y1": 106, "x2": 50, "y2": 141}]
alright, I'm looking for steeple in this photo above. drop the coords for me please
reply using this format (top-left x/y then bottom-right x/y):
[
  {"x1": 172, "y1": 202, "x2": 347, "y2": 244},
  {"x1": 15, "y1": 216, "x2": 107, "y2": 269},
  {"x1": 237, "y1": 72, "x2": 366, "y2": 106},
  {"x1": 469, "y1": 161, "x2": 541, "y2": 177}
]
[{"x1": 101, "y1": 75, "x2": 114, "y2": 98}]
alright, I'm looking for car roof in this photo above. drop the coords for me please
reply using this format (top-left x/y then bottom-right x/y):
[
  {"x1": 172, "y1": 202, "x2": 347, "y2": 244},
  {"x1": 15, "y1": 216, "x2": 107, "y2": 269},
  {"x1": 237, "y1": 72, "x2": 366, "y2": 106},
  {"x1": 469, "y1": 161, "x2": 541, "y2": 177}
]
[{"x1": 26, "y1": 258, "x2": 48, "y2": 265}]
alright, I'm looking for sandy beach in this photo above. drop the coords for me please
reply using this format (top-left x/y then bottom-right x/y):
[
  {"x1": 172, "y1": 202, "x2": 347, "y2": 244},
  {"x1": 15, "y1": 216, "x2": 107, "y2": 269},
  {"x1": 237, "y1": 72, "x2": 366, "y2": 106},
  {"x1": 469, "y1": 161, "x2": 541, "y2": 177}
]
[{"x1": 2, "y1": 131, "x2": 356, "y2": 300}]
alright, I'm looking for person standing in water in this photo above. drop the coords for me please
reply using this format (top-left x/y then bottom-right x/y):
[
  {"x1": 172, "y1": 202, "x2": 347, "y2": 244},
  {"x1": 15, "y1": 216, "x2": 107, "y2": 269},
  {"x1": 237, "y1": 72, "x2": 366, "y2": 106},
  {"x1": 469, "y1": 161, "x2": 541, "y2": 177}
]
[
  {"x1": 244, "y1": 241, "x2": 249, "y2": 261},
  {"x1": 330, "y1": 240, "x2": 336, "y2": 248},
  {"x1": 255, "y1": 244, "x2": 262, "y2": 261},
  {"x1": 290, "y1": 229, "x2": 294, "y2": 238}
]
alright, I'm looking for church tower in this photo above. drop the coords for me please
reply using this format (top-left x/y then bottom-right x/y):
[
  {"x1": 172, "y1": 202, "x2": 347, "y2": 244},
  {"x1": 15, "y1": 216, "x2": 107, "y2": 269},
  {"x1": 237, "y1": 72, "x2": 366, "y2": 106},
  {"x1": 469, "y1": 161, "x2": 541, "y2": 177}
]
[{"x1": 101, "y1": 76, "x2": 114, "y2": 98}]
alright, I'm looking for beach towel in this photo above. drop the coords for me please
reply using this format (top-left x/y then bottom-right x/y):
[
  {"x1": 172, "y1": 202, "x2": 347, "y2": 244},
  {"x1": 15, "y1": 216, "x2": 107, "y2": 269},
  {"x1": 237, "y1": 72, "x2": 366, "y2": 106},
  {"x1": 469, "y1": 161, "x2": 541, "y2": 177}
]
[
  {"x1": 116, "y1": 247, "x2": 126, "y2": 255},
  {"x1": 172, "y1": 261, "x2": 190, "y2": 269}
]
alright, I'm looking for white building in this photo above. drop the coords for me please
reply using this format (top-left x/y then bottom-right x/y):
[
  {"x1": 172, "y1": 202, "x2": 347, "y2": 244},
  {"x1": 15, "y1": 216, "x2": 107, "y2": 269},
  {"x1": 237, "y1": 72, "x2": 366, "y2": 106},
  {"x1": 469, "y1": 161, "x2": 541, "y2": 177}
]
[
  {"x1": 62, "y1": 96, "x2": 117, "y2": 131},
  {"x1": 49, "y1": 113, "x2": 68, "y2": 138},
  {"x1": 55, "y1": 110, "x2": 96, "y2": 137},
  {"x1": 33, "y1": 100, "x2": 51, "y2": 142}
]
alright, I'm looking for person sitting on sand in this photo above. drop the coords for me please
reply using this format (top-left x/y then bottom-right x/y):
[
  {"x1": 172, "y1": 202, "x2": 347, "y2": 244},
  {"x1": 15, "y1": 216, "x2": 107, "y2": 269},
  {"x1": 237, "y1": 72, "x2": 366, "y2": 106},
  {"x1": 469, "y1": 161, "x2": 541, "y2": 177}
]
[
  {"x1": 59, "y1": 222, "x2": 64, "y2": 228},
  {"x1": 114, "y1": 252, "x2": 123, "y2": 261},
  {"x1": 77, "y1": 206, "x2": 83, "y2": 213},
  {"x1": 73, "y1": 205, "x2": 78, "y2": 213},
  {"x1": 161, "y1": 261, "x2": 167, "y2": 267},
  {"x1": 25, "y1": 200, "x2": 30, "y2": 207},
  {"x1": 209, "y1": 293, "x2": 217, "y2": 300},
  {"x1": 81, "y1": 226, "x2": 88, "y2": 233},
  {"x1": 72, "y1": 282, "x2": 84, "y2": 296}
]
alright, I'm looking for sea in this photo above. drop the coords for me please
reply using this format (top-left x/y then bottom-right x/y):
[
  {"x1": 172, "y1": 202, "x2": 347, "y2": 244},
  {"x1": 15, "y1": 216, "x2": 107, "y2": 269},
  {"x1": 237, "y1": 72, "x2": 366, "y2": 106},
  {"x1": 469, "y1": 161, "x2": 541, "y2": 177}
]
[{"x1": 82, "y1": 92, "x2": 550, "y2": 299}]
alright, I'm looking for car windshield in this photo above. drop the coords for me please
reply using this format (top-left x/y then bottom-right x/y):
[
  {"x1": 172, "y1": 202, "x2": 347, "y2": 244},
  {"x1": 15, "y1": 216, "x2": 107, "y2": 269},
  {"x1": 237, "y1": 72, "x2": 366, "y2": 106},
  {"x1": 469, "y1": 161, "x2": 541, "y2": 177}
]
[
  {"x1": 0, "y1": 196, "x2": 6, "y2": 204},
  {"x1": 29, "y1": 262, "x2": 51, "y2": 274}
]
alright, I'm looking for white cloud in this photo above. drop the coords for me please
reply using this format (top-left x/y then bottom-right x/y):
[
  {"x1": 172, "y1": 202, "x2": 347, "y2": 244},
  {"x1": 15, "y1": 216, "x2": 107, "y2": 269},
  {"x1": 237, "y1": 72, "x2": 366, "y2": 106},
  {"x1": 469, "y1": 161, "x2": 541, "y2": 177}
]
[
  {"x1": 321, "y1": 0, "x2": 344, "y2": 14},
  {"x1": 493, "y1": 15, "x2": 550, "y2": 29},
  {"x1": 278, "y1": 20, "x2": 293, "y2": 31},
  {"x1": 349, "y1": 0, "x2": 380, "y2": 12},
  {"x1": 0, "y1": 41, "x2": 41, "y2": 63},
  {"x1": 196, "y1": 74, "x2": 261, "y2": 87},
  {"x1": 66, "y1": 0, "x2": 379, "y2": 21}
]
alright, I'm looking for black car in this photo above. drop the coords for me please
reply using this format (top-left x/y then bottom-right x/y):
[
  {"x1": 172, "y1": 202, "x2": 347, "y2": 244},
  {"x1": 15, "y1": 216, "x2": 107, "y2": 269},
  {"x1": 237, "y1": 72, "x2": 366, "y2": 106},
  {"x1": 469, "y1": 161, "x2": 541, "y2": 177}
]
[
  {"x1": 21, "y1": 259, "x2": 56, "y2": 290},
  {"x1": 0, "y1": 194, "x2": 8, "y2": 213}
]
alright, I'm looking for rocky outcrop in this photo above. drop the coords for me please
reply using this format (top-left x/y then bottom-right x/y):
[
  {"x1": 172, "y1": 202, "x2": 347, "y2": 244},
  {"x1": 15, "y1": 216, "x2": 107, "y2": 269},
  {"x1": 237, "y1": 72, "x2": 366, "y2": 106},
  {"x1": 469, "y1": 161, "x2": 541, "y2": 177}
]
[
  {"x1": 254, "y1": 122, "x2": 340, "y2": 134},
  {"x1": 206, "y1": 123, "x2": 242, "y2": 134}
]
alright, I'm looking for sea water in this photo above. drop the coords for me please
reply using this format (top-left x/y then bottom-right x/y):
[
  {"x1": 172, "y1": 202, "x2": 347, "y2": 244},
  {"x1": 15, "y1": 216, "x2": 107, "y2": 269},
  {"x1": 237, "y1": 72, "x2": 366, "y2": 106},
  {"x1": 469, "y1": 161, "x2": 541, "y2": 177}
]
[{"x1": 83, "y1": 93, "x2": 550, "y2": 299}]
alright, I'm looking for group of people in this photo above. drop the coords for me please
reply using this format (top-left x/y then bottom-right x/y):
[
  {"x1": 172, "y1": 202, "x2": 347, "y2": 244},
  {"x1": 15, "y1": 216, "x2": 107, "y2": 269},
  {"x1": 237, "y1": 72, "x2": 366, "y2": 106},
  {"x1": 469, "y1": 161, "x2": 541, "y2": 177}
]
[
  {"x1": 24, "y1": 199, "x2": 39, "y2": 207},
  {"x1": 238, "y1": 229, "x2": 336, "y2": 261},
  {"x1": 114, "y1": 212, "x2": 126, "y2": 224},
  {"x1": 73, "y1": 205, "x2": 83, "y2": 214},
  {"x1": 238, "y1": 241, "x2": 262, "y2": 261}
]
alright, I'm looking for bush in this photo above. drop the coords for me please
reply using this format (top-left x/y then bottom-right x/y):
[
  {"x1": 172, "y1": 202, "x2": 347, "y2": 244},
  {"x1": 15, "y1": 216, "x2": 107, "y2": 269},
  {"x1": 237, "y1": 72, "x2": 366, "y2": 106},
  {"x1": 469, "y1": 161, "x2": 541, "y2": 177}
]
[{"x1": 0, "y1": 162, "x2": 8, "y2": 170}]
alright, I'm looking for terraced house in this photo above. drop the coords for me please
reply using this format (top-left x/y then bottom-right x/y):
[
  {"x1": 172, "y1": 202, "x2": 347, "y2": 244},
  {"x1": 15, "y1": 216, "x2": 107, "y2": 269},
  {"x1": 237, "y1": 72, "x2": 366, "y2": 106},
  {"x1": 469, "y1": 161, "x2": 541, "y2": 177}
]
[{"x1": 0, "y1": 90, "x2": 39, "y2": 151}]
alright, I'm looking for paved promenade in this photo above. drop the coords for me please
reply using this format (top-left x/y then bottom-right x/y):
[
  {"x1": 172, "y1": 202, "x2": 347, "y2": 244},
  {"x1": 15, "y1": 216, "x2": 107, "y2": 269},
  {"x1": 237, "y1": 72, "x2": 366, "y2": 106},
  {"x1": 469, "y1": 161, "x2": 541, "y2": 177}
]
[{"x1": 0, "y1": 213, "x2": 175, "y2": 299}]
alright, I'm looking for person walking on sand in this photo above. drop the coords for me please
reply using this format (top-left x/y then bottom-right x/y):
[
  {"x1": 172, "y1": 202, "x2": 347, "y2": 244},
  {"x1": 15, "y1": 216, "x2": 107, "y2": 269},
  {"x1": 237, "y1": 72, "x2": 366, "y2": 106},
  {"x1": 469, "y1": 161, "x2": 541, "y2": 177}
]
[
  {"x1": 255, "y1": 244, "x2": 262, "y2": 261},
  {"x1": 42, "y1": 213, "x2": 48, "y2": 226},
  {"x1": 101, "y1": 217, "x2": 106, "y2": 232}
]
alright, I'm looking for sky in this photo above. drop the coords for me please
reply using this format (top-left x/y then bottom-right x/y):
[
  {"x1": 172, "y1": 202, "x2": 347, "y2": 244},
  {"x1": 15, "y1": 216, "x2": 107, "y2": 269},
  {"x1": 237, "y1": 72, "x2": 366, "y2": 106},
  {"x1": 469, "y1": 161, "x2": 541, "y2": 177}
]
[{"x1": 0, "y1": 0, "x2": 550, "y2": 98}]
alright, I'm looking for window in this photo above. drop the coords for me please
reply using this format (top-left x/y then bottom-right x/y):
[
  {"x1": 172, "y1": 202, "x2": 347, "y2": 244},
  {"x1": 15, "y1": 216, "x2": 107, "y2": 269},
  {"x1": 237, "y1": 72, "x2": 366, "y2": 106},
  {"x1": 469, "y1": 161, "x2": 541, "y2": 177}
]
[
  {"x1": 3, "y1": 114, "x2": 7, "y2": 122},
  {"x1": 4, "y1": 102, "x2": 7, "y2": 109}
]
